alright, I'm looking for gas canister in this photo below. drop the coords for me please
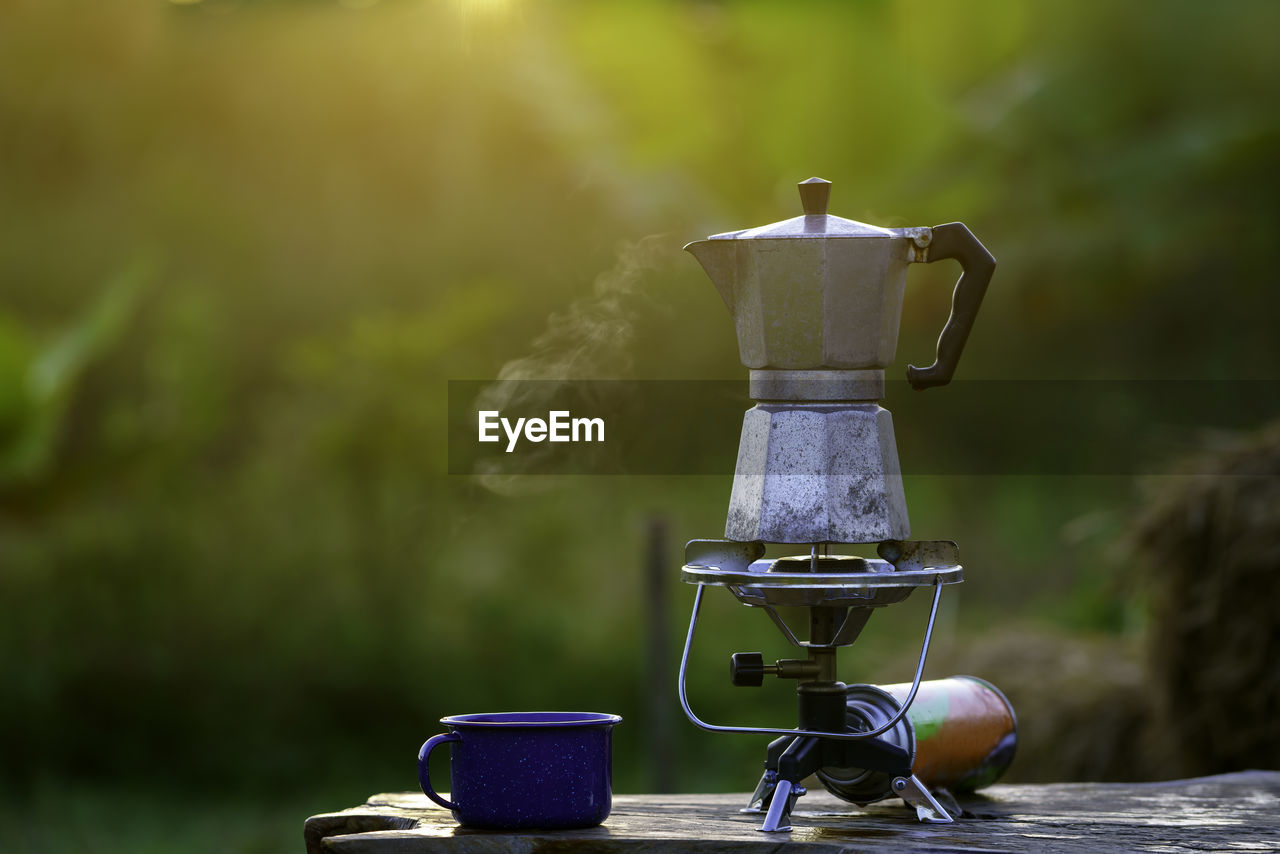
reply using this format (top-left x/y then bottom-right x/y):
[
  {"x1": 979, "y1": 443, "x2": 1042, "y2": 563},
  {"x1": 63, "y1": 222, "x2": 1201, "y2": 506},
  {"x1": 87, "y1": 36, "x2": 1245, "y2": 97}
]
[{"x1": 817, "y1": 676, "x2": 1017, "y2": 804}]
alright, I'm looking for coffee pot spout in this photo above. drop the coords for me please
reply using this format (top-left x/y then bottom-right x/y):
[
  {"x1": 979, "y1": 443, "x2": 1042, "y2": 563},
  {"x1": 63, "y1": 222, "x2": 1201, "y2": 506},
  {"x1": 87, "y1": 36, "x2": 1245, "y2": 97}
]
[{"x1": 684, "y1": 239, "x2": 736, "y2": 313}]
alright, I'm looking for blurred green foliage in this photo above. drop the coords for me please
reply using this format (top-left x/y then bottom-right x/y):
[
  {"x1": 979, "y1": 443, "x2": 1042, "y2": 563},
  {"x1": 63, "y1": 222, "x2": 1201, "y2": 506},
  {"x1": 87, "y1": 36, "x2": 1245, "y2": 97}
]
[{"x1": 1, "y1": 0, "x2": 1278, "y2": 848}]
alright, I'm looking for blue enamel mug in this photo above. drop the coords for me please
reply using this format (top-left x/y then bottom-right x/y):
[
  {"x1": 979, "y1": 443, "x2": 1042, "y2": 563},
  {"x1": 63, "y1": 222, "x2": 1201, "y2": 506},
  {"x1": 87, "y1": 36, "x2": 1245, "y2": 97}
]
[{"x1": 417, "y1": 711, "x2": 622, "y2": 830}]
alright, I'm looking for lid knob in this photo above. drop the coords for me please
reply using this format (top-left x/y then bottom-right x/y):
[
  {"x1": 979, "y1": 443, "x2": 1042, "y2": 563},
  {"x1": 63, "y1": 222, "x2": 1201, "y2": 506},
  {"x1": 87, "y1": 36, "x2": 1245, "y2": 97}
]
[{"x1": 798, "y1": 177, "x2": 831, "y2": 216}]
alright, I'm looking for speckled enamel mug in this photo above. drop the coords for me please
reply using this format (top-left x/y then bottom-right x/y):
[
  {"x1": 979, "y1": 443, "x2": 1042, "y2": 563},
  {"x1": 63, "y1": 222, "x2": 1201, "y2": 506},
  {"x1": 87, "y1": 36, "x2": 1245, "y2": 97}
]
[{"x1": 417, "y1": 712, "x2": 622, "y2": 830}]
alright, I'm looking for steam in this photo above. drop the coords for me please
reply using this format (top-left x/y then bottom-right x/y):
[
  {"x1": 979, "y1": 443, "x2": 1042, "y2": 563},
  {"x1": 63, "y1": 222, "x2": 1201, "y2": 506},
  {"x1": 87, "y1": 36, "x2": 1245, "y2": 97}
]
[{"x1": 473, "y1": 234, "x2": 670, "y2": 493}]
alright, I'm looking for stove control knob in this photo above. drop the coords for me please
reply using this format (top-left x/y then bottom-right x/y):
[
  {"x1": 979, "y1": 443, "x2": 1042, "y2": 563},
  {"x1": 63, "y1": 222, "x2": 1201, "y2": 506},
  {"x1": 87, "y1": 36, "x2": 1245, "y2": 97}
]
[{"x1": 730, "y1": 652, "x2": 766, "y2": 687}]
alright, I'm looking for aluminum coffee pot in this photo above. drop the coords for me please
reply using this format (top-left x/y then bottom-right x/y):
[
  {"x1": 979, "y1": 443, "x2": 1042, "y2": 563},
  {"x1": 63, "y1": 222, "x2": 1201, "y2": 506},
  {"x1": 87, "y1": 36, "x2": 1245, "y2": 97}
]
[
  {"x1": 686, "y1": 178, "x2": 995, "y2": 544},
  {"x1": 685, "y1": 177, "x2": 994, "y2": 391}
]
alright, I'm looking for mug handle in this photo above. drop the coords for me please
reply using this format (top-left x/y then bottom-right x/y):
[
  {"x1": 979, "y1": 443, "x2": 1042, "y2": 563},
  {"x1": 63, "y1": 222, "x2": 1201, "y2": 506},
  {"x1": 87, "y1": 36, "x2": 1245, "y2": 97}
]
[{"x1": 417, "y1": 732, "x2": 461, "y2": 811}]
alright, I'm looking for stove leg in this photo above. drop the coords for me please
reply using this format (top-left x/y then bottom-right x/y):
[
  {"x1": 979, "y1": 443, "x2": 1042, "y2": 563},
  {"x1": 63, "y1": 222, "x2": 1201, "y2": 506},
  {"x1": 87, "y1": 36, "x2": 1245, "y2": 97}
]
[
  {"x1": 741, "y1": 770, "x2": 775, "y2": 815},
  {"x1": 756, "y1": 736, "x2": 820, "y2": 832},
  {"x1": 760, "y1": 779, "x2": 794, "y2": 832},
  {"x1": 742, "y1": 735, "x2": 795, "y2": 813},
  {"x1": 892, "y1": 774, "x2": 954, "y2": 823}
]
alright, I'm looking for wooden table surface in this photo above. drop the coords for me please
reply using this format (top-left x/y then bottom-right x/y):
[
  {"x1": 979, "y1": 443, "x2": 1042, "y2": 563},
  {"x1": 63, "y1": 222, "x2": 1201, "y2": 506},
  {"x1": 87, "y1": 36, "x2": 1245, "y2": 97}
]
[{"x1": 305, "y1": 770, "x2": 1280, "y2": 853}]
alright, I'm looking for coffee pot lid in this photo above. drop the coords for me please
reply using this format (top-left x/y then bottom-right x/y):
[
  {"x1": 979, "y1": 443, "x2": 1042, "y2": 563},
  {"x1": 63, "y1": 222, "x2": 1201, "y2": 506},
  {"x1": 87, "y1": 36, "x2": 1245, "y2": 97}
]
[{"x1": 707, "y1": 177, "x2": 895, "y2": 240}]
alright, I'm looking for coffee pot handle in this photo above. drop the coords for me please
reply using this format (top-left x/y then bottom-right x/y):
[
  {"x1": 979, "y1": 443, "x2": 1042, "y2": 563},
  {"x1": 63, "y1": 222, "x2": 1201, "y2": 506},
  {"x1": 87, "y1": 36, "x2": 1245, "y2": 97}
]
[{"x1": 907, "y1": 222, "x2": 995, "y2": 390}]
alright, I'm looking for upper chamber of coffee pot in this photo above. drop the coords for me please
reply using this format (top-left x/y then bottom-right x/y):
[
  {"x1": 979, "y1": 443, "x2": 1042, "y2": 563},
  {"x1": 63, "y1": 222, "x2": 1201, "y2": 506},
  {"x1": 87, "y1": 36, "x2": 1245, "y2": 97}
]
[{"x1": 685, "y1": 177, "x2": 995, "y2": 390}]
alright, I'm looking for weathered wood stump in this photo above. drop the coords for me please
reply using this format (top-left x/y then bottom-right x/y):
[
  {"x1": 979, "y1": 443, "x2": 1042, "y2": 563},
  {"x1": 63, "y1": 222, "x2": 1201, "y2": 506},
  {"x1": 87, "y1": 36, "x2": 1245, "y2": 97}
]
[{"x1": 305, "y1": 770, "x2": 1280, "y2": 853}]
